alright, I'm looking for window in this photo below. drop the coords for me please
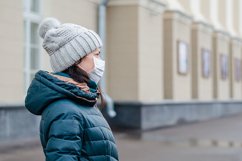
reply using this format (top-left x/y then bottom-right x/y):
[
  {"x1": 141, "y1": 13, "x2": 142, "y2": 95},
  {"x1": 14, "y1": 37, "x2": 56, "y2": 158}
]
[
  {"x1": 201, "y1": 48, "x2": 211, "y2": 78},
  {"x1": 220, "y1": 54, "x2": 229, "y2": 80},
  {"x1": 234, "y1": 58, "x2": 241, "y2": 82},
  {"x1": 23, "y1": 0, "x2": 42, "y2": 92},
  {"x1": 177, "y1": 40, "x2": 189, "y2": 75}
]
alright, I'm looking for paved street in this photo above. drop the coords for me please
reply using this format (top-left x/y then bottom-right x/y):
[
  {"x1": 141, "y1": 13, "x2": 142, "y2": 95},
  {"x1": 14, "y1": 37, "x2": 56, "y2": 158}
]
[{"x1": 1, "y1": 113, "x2": 242, "y2": 161}]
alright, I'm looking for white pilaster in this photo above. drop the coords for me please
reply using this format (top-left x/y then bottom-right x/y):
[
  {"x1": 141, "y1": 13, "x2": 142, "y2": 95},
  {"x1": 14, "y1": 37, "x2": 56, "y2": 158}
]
[
  {"x1": 211, "y1": 0, "x2": 223, "y2": 30},
  {"x1": 239, "y1": 0, "x2": 242, "y2": 36},
  {"x1": 201, "y1": 0, "x2": 223, "y2": 31},
  {"x1": 189, "y1": 0, "x2": 206, "y2": 22},
  {"x1": 225, "y1": 0, "x2": 236, "y2": 36},
  {"x1": 166, "y1": 0, "x2": 185, "y2": 12}
]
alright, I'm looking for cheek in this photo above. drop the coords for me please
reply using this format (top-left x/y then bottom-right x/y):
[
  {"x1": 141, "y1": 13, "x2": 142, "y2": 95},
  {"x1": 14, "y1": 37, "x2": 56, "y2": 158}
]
[{"x1": 79, "y1": 56, "x2": 95, "y2": 73}]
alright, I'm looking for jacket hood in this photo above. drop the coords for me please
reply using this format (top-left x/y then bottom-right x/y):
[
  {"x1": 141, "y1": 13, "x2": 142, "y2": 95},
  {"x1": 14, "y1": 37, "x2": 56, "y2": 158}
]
[{"x1": 25, "y1": 70, "x2": 99, "y2": 115}]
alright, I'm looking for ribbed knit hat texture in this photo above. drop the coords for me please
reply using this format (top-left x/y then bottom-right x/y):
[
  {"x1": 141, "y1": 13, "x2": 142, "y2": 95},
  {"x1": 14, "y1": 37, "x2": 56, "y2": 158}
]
[{"x1": 38, "y1": 17, "x2": 103, "y2": 72}]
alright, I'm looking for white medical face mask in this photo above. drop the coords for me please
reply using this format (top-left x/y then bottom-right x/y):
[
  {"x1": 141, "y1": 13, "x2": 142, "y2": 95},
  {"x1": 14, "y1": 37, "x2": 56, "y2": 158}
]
[{"x1": 88, "y1": 57, "x2": 105, "y2": 83}]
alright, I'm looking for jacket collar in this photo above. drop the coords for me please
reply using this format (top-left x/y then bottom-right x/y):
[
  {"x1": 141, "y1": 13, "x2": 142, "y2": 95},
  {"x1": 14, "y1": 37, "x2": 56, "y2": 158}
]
[{"x1": 25, "y1": 70, "x2": 99, "y2": 115}]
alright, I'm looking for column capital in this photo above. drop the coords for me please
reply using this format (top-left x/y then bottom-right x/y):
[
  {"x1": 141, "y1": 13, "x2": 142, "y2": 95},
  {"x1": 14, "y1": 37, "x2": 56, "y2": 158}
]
[
  {"x1": 164, "y1": 10, "x2": 192, "y2": 24},
  {"x1": 213, "y1": 30, "x2": 231, "y2": 41},
  {"x1": 230, "y1": 36, "x2": 242, "y2": 42},
  {"x1": 108, "y1": 0, "x2": 167, "y2": 15},
  {"x1": 192, "y1": 21, "x2": 214, "y2": 34}
]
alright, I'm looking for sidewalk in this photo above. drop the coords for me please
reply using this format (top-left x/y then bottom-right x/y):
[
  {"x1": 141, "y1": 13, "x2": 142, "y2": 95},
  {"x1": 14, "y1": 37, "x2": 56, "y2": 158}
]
[{"x1": 1, "y1": 113, "x2": 242, "y2": 161}]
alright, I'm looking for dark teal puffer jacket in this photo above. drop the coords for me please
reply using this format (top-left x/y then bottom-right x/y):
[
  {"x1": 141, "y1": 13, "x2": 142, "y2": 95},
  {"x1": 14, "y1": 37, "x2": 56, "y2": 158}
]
[{"x1": 25, "y1": 70, "x2": 119, "y2": 161}]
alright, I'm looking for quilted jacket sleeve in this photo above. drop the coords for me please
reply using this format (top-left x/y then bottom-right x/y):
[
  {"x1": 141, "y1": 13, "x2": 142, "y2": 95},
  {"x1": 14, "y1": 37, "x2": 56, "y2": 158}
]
[{"x1": 44, "y1": 113, "x2": 83, "y2": 161}]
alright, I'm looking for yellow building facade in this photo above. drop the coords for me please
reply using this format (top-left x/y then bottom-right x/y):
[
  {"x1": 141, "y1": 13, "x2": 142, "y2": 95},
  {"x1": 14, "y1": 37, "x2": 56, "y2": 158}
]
[
  {"x1": 1, "y1": 0, "x2": 242, "y2": 136},
  {"x1": 1, "y1": 0, "x2": 242, "y2": 103}
]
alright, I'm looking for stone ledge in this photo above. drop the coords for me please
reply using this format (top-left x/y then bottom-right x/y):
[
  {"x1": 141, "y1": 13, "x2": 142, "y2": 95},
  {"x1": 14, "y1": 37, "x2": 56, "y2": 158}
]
[
  {"x1": 0, "y1": 103, "x2": 24, "y2": 109},
  {"x1": 0, "y1": 138, "x2": 40, "y2": 154},
  {"x1": 105, "y1": 101, "x2": 242, "y2": 130},
  {"x1": 0, "y1": 106, "x2": 40, "y2": 144}
]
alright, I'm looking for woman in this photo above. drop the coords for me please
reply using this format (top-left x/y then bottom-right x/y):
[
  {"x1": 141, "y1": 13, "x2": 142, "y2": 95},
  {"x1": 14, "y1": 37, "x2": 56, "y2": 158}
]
[{"x1": 25, "y1": 17, "x2": 119, "y2": 161}]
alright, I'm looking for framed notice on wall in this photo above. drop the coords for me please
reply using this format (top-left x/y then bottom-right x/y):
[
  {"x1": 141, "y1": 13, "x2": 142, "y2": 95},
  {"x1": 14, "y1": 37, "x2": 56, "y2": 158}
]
[
  {"x1": 220, "y1": 54, "x2": 228, "y2": 80},
  {"x1": 201, "y1": 48, "x2": 211, "y2": 78},
  {"x1": 234, "y1": 58, "x2": 241, "y2": 82},
  {"x1": 177, "y1": 40, "x2": 189, "y2": 75}
]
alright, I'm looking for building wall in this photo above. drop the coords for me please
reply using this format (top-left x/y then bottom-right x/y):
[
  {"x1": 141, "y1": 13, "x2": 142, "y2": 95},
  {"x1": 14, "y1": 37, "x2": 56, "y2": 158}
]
[
  {"x1": 213, "y1": 32, "x2": 231, "y2": 100},
  {"x1": 0, "y1": 0, "x2": 242, "y2": 104},
  {"x1": 107, "y1": 5, "x2": 139, "y2": 101},
  {"x1": 191, "y1": 23, "x2": 214, "y2": 100},
  {"x1": 230, "y1": 38, "x2": 242, "y2": 99},
  {"x1": 107, "y1": 1, "x2": 165, "y2": 102},
  {"x1": 1, "y1": 0, "x2": 242, "y2": 141},
  {"x1": 0, "y1": 1, "x2": 24, "y2": 103},
  {"x1": 138, "y1": 5, "x2": 164, "y2": 102},
  {"x1": 164, "y1": 11, "x2": 192, "y2": 100}
]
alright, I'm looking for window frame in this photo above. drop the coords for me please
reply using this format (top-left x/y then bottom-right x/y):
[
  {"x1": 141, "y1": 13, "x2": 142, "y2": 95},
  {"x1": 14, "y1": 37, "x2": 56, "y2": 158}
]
[{"x1": 23, "y1": 0, "x2": 42, "y2": 93}]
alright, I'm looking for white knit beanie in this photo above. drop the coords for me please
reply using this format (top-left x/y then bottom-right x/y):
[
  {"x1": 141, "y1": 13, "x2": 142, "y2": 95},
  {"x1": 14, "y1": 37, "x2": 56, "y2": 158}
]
[{"x1": 38, "y1": 17, "x2": 103, "y2": 72}]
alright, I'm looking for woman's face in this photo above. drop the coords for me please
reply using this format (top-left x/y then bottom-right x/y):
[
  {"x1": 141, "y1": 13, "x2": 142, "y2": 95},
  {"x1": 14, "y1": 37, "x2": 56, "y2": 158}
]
[{"x1": 75, "y1": 48, "x2": 101, "y2": 73}]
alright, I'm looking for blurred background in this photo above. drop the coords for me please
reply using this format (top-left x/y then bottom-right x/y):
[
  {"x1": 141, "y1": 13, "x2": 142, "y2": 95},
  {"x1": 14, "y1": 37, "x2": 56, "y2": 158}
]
[{"x1": 1, "y1": 0, "x2": 242, "y2": 160}]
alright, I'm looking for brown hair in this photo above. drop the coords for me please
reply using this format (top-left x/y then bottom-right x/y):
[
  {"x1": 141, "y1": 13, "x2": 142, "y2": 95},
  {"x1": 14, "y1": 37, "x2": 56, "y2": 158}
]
[{"x1": 63, "y1": 65, "x2": 106, "y2": 109}]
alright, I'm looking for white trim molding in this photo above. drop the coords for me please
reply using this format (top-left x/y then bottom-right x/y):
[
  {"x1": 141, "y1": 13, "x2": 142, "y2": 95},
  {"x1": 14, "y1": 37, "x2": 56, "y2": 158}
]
[
  {"x1": 88, "y1": 0, "x2": 101, "y2": 4},
  {"x1": 109, "y1": 0, "x2": 167, "y2": 12},
  {"x1": 108, "y1": 0, "x2": 167, "y2": 15}
]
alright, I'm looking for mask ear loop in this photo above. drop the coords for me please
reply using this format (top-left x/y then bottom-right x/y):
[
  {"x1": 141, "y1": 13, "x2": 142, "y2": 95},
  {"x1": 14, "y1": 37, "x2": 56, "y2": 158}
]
[{"x1": 92, "y1": 56, "x2": 97, "y2": 67}]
